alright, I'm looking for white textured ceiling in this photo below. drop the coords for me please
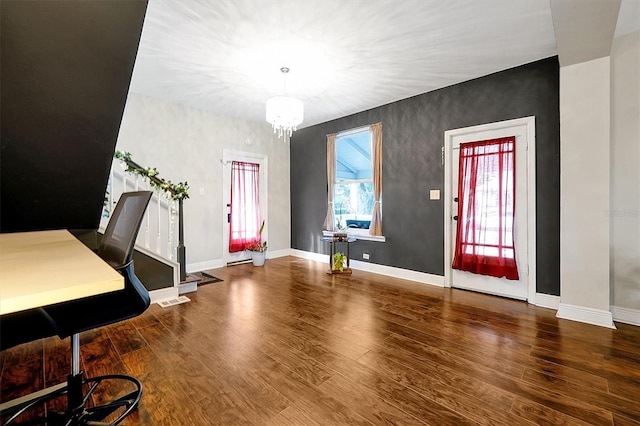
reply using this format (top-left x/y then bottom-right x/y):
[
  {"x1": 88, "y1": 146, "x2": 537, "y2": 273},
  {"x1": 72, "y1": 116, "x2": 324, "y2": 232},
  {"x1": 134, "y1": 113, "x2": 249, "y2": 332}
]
[{"x1": 130, "y1": 0, "x2": 561, "y2": 128}]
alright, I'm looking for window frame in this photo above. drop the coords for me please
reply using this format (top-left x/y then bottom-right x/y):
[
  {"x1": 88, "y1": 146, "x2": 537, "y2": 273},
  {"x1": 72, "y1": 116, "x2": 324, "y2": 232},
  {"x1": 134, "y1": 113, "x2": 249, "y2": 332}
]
[{"x1": 332, "y1": 126, "x2": 385, "y2": 242}]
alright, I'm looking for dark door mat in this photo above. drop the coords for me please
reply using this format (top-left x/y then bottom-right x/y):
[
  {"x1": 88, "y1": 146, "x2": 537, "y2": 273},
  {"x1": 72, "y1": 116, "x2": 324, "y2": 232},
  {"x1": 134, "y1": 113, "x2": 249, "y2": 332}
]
[{"x1": 193, "y1": 271, "x2": 223, "y2": 286}]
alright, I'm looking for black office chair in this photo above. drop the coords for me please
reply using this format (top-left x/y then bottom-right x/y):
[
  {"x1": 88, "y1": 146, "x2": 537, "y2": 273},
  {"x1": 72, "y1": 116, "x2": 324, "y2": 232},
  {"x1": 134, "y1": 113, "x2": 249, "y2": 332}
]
[
  {"x1": 0, "y1": 309, "x2": 58, "y2": 351},
  {"x1": 1, "y1": 191, "x2": 153, "y2": 425}
]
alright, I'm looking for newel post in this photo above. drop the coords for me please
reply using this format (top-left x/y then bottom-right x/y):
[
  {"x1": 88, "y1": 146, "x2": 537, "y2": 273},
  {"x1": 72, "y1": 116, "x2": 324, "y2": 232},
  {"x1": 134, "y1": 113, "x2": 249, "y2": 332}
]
[{"x1": 177, "y1": 198, "x2": 186, "y2": 281}]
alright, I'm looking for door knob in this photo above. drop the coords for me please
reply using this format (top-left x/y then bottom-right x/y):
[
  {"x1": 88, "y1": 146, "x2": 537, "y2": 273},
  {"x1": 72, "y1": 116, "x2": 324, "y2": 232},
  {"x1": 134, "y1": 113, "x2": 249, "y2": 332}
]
[{"x1": 453, "y1": 215, "x2": 458, "y2": 221}]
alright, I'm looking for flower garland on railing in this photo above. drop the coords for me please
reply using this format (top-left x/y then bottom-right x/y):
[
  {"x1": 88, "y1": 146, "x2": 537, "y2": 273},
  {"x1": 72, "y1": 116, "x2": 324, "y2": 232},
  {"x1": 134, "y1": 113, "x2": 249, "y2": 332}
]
[{"x1": 114, "y1": 150, "x2": 190, "y2": 201}]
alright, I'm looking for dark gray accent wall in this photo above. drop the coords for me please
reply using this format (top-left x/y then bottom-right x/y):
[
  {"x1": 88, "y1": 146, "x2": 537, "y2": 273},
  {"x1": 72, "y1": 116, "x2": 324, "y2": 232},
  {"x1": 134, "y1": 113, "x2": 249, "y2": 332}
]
[
  {"x1": 291, "y1": 57, "x2": 560, "y2": 296},
  {"x1": 1, "y1": 0, "x2": 148, "y2": 232}
]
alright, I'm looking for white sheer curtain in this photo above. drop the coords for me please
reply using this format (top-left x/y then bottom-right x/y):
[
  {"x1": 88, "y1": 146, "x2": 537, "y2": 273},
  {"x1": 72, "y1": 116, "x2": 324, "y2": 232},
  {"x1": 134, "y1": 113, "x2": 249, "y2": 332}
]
[
  {"x1": 369, "y1": 123, "x2": 383, "y2": 236},
  {"x1": 323, "y1": 133, "x2": 337, "y2": 230}
]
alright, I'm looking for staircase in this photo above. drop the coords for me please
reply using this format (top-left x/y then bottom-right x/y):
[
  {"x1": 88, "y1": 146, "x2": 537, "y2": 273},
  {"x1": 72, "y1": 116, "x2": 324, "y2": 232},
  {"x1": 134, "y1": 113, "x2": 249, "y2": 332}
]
[
  {"x1": 0, "y1": 1, "x2": 193, "y2": 301},
  {"x1": 102, "y1": 159, "x2": 197, "y2": 301}
]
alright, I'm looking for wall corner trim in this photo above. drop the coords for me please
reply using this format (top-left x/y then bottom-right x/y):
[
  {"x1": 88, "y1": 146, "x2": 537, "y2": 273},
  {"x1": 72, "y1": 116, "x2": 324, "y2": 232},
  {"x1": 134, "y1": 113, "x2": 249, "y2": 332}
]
[
  {"x1": 611, "y1": 305, "x2": 640, "y2": 326},
  {"x1": 556, "y1": 303, "x2": 616, "y2": 329},
  {"x1": 534, "y1": 293, "x2": 560, "y2": 310}
]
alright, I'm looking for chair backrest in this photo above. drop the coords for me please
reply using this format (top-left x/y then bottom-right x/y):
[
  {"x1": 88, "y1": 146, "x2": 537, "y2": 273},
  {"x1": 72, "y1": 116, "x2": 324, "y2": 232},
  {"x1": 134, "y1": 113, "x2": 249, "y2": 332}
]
[
  {"x1": 98, "y1": 191, "x2": 152, "y2": 269},
  {"x1": 41, "y1": 191, "x2": 153, "y2": 339}
]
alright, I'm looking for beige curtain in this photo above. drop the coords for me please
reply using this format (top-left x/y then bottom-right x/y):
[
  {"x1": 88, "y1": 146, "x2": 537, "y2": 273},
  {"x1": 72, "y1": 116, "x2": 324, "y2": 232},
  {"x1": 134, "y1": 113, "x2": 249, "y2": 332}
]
[
  {"x1": 323, "y1": 133, "x2": 337, "y2": 230},
  {"x1": 369, "y1": 123, "x2": 383, "y2": 236}
]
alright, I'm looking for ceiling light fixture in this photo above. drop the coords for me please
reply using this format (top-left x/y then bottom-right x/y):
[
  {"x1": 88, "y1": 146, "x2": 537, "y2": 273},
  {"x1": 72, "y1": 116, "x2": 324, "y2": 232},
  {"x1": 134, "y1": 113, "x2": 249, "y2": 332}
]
[{"x1": 266, "y1": 67, "x2": 304, "y2": 139}]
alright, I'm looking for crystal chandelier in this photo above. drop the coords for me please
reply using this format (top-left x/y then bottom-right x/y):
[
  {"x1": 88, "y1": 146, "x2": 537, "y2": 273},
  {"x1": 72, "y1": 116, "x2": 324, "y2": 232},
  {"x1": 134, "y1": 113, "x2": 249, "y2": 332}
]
[{"x1": 266, "y1": 67, "x2": 304, "y2": 138}]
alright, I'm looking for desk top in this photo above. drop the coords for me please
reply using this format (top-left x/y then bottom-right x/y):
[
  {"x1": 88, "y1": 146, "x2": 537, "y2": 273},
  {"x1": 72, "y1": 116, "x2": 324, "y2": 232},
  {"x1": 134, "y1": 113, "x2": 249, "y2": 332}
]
[{"x1": 0, "y1": 230, "x2": 124, "y2": 315}]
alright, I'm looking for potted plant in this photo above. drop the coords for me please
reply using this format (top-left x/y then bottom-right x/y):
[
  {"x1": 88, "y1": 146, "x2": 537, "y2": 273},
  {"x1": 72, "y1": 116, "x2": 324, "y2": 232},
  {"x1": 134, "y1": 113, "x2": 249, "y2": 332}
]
[
  {"x1": 246, "y1": 220, "x2": 267, "y2": 266},
  {"x1": 332, "y1": 252, "x2": 348, "y2": 272}
]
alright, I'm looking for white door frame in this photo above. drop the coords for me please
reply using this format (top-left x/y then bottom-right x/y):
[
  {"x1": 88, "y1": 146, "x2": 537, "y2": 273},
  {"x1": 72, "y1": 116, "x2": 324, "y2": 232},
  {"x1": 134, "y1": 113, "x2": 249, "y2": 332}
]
[
  {"x1": 221, "y1": 149, "x2": 268, "y2": 265},
  {"x1": 443, "y1": 116, "x2": 537, "y2": 304}
]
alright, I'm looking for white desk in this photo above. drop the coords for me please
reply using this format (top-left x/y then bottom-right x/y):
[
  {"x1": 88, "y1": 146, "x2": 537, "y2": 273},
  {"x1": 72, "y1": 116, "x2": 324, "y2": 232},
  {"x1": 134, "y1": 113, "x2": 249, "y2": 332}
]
[{"x1": 0, "y1": 230, "x2": 123, "y2": 315}]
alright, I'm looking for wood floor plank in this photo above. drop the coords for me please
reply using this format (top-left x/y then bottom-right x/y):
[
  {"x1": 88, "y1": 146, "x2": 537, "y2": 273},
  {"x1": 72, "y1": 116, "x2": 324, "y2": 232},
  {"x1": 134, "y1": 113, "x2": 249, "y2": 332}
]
[
  {"x1": 383, "y1": 332, "x2": 614, "y2": 425},
  {"x1": 142, "y1": 322, "x2": 290, "y2": 424},
  {"x1": 385, "y1": 326, "x2": 526, "y2": 379},
  {"x1": 613, "y1": 413, "x2": 640, "y2": 426},
  {"x1": 318, "y1": 373, "x2": 428, "y2": 425},
  {"x1": 2, "y1": 256, "x2": 639, "y2": 425},
  {"x1": 0, "y1": 359, "x2": 45, "y2": 423},
  {"x1": 265, "y1": 405, "x2": 324, "y2": 426},
  {"x1": 520, "y1": 359, "x2": 610, "y2": 393},
  {"x1": 42, "y1": 336, "x2": 69, "y2": 386},
  {"x1": 520, "y1": 369, "x2": 640, "y2": 421},
  {"x1": 289, "y1": 393, "x2": 374, "y2": 426},
  {"x1": 356, "y1": 348, "x2": 522, "y2": 422},
  {"x1": 0, "y1": 359, "x2": 43, "y2": 403},
  {"x1": 608, "y1": 375, "x2": 640, "y2": 401},
  {"x1": 530, "y1": 345, "x2": 637, "y2": 383},
  {"x1": 397, "y1": 314, "x2": 615, "y2": 394},
  {"x1": 106, "y1": 321, "x2": 147, "y2": 356},
  {"x1": 0, "y1": 339, "x2": 42, "y2": 370},
  {"x1": 510, "y1": 396, "x2": 596, "y2": 426}
]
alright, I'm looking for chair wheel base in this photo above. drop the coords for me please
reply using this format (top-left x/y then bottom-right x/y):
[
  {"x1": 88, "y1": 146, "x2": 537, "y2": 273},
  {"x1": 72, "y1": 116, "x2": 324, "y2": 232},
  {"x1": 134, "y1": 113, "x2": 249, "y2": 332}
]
[{"x1": 1, "y1": 374, "x2": 143, "y2": 426}]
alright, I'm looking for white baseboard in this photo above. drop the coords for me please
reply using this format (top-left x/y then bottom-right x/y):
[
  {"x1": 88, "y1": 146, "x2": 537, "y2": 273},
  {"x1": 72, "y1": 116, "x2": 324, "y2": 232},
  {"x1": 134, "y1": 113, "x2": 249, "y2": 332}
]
[
  {"x1": 187, "y1": 250, "x2": 292, "y2": 272},
  {"x1": 349, "y1": 259, "x2": 444, "y2": 287},
  {"x1": 187, "y1": 259, "x2": 225, "y2": 273},
  {"x1": 556, "y1": 303, "x2": 616, "y2": 329},
  {"x1": 266, "y1": 249, "x2": 292, "y2": 259},
  {"x1": 149, "y1": 286, "x2": 179, "y2": 304},
  {"x1": 611, "y1": 305, "x2": 640, "y2": 326},
  {"x1": 290, "y1": 249, "x2": 328, "y2": 263},
  {"x1": 535, "y1": 293, "x2": 560, "y2": 310},
  {"x1": 290, "y1": 249, "x2": 444, "y2": 288}
]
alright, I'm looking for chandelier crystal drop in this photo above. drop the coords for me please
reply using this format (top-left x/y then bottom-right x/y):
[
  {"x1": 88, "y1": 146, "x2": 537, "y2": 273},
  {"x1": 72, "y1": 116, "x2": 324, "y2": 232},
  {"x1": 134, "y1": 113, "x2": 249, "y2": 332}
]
[{"x1": 265, "y1": 67, "x2": 304, "y2": 139}]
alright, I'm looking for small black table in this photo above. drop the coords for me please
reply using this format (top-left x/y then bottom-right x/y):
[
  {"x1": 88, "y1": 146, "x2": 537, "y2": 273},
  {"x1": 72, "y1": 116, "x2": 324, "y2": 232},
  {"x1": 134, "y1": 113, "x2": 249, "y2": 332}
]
[{"x1": 321, "y1": 236, "x2": 357, "y2": 274}]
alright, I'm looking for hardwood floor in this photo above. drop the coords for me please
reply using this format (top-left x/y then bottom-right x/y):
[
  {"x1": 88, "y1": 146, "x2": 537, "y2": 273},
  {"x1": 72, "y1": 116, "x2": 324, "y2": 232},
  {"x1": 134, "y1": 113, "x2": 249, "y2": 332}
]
[{"x1": 2, "y1": 256, "x2": 639, "y2": 425}]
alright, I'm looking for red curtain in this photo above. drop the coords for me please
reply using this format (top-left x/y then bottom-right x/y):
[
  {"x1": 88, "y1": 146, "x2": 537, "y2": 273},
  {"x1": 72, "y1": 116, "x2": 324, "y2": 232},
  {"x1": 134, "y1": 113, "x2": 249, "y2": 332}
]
[
  {"x1": 452, "y1": 137, "x2": 519, "y2": 280},
  {"x1": 229, "y1": 161, "x2": 261, "y2": 253}
]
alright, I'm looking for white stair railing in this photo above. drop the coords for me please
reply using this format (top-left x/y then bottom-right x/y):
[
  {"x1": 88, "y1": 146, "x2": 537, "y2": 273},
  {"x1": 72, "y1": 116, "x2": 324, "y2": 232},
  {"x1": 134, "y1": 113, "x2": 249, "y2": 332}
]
[{"x1": 101, "y1": 159, "x2": 179, "y2": 263}]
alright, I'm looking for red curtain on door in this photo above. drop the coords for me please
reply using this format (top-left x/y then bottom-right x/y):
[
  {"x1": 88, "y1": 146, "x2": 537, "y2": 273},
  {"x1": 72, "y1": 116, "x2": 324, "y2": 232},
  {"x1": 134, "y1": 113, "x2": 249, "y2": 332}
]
[
  {"x1": 229, "y1": 161, "x2": 261, "y2": 253},
  {"x1": 452, "y1": 137, "x2": 519, "y2": 280}
]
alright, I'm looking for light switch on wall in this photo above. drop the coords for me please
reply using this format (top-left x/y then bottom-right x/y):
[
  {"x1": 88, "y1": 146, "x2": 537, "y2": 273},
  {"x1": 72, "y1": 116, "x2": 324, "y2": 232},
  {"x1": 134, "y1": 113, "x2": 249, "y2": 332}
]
[{"x1": 430, "y1": 190, "x2": 440, "y2": 200}]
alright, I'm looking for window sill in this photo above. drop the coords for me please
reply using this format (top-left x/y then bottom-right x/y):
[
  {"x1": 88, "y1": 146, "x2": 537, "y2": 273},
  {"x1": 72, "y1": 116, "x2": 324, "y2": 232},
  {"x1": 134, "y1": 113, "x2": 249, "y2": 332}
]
[
  {"x1": 352, "y1": 233, "x2": 386, "y2": 242},
  {"x1": 322, "y1": 230, "x2": 386, "y2": 243}
]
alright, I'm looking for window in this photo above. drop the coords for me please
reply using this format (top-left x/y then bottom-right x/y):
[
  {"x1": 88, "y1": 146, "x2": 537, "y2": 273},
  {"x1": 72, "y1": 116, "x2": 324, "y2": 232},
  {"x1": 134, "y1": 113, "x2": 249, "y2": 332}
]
[
  {"x1": 334, "y1": 129, "x2": 374, "y2": 230},
  {"x1": 324, "y1": 123, "x2": 383, "y2": 240}
]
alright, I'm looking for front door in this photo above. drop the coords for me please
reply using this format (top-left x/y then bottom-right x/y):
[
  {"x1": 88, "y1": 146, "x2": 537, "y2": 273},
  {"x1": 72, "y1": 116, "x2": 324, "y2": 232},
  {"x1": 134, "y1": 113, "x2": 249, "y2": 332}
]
[
  {"x1": 222, "y1": 151, "x2": 267, "y2": 265},
  {"x1": 445, "y1": 117, "x2": 534, "y2": 301}
]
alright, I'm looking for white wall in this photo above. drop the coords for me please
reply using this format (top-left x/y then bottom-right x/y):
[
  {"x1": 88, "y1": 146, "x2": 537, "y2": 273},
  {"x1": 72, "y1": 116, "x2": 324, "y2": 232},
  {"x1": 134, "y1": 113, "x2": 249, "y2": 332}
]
[
  {"x1": 115, "y1": 93, "x2": 290, "y2": 271},
  {"x1": 610, "y1": 30, "x2": 640, "y2": 316},
  {"x1": 559, "y1": 56, "x2": 613, "y2": 327}
]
